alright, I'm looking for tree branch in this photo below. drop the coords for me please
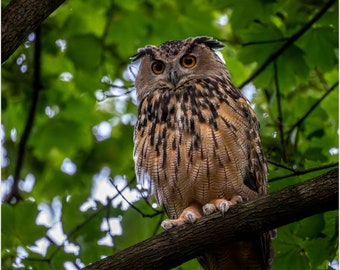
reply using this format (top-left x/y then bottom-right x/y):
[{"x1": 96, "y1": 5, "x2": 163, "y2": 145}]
[
  {"x1": 286, "y1": 81, "x2": 338, "y2": 136},
  {"x1": 273, "y1": 61, "x2": 287, "y2": 163},
  {"x1": 239, "y1": 0, "x2": 336, "y2": 88},
  {"x1": 111, "y1": 182, "x2": 163, "y2": 218},
  {"x1": 268, "y1": 162, "x2": 339, "y2": 182},
  {"x1": 4, "y1": 27, "x2": 42, "y2": 203},
  {"x1": 83, "y1": 169, "x2": 338, "y2": 270},
  {"x1": 1, "y1": 0, "x2": 66, "y2": 63}
]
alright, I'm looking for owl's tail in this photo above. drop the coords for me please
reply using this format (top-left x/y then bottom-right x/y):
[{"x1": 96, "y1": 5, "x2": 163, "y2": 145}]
[{"x1": 197, "y1": 232, "x2": 273, "y2": 270}]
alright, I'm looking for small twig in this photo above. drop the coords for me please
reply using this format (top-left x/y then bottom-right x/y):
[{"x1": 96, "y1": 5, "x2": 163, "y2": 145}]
[
  {"x1": 267, "y1": 159, "x2": 295, "y2": 172},
  {"x1": 103, "y1": 83, "x2": 134, "y2": 89},
  {"x1": 47, "y1": 208, "x2": 104, "y2": 260},
  {"x1": 101, "y1": 4, "x2": 115, "y2": 44},
  {"x1": 72, "y1": 262, "x2": 82, "y2": 270},
  {"x1": 121, "y1": 173, "x2": 163, "y2": 216},
  {"x1": 274, "y1": 61, "x2": 287, "y2": 162},
  {"x1": 110, "y1": 180, "x2": 162, "y2": 218},
  {"x1": 47, "y1": 177, "x2": 135, "y2": 260},
  {"x1": 269, "y1": 162, "x2": 338, "y2": 182},
  {"x1": 99, "y1": 87, "x2": 135, "y2": 99},
  {"x1": 105, "y1": 196, "x2": 116, "y2": 251},
  {"x1": 128, "y1": 65, "x2": 137, "y2": 80},
  {"x1": 242, "y1": 37, "x2": 289, "y2": 46},
  {"x1": 135, "y1": 187, "x2": 163, "y2": 215},
  {"x1": 44, "y1": 235, "x2": 58, "y2": 246},
  {"x1": 24, "y1": 257, "x2": 50, "y2": 263},
  {"x1": 239, "y1": 0, "x2": 336, "y2": 88},
  {"x1": 286, "y1": 81, "x2": 338, "y2": 136},
  {"x1": 22, "y1": 256, "x2": 53, "y2": 270}
]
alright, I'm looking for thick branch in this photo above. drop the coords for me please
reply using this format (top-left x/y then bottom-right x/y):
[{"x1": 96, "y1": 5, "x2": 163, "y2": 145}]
[
  {"x1": 1, "y1": 0, "x2": 65, "y2": 63},
  {"x1": 83, "y1": 169, "x2": 338, "y2": 270}
]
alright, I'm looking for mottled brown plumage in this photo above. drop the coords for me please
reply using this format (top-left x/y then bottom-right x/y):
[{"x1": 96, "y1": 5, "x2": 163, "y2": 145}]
[{"x1": 132, "y1": 37, "x2": 273, "y2": 269}]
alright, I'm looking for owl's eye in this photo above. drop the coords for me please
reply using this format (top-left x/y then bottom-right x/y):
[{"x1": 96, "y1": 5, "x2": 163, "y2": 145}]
[
  {"x1": 151, "y1": 61, "x2": 165, "y2": 74},
  {"x1": 180, "y1": 55, "x2": 196, "y2": 68}
]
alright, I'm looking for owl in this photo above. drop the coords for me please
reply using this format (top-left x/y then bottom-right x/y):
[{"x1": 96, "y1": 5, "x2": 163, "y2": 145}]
[{"x1": 132, "y1": 37, "x2": 273, "y2": 270}]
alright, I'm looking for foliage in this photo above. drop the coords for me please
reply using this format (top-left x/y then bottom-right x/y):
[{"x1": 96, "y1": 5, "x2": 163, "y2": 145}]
[{"x1": 1, "y1": 0, "x2": 338, "y2": 269}]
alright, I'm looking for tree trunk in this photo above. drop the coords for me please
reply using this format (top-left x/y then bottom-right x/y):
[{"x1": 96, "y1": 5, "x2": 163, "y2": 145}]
[{"x1": 1, "y1": 0, "x2": 65, "y2": 63}]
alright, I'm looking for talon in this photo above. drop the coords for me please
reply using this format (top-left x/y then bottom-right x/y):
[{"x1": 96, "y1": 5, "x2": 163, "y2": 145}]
[
  {"x1": 185, "y1": 212, "x2": 196, "y2": 224},
  {"x1": 231, "y1": 195, "x2": 243, "y2": 204},
  {"x1": 161, "y1": 220, "x2": 175, "y2": 230},
  {"x1": 204, "y1": 196, "x2": 242, "y2": 217},
  {"x1": 161, "y1": 203, "x2": 202, "y2": 230},
  {"x1": 161, "y1": 218, "x2": 186, "y2": 230},
  {"x1": 202, "y1": 203, "x2": 216, "y2": 215},
  {"x1": 219, "y1": 201, "x2": 229, "y2": 216}
]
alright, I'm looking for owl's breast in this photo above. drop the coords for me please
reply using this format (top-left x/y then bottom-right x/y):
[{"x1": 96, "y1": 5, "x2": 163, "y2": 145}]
[{"x1": 134, "y1": 78, "x2": 259, "y2": 215}]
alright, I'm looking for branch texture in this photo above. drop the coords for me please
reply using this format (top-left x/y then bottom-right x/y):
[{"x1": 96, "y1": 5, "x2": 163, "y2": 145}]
[
  {"x1": 1, "y1": 0, "x2": 65, "y2": 63},
  {"x1": 83, "y1": 169, "x2": 338, "y2": 270}
]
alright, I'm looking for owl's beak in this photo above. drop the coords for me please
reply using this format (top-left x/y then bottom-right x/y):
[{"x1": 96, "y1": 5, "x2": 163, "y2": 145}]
[{"x1": 169, "y1": 70, "x2": 179, "y2": 87}]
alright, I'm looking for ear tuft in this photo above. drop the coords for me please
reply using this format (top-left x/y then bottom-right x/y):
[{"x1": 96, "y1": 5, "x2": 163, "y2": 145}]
[
  {"x1": 130, "y1": 48, "x2": 146, "y2": 62},
  {"x1": 194, "y1": 36, "x2": 224, "y2": 50}
]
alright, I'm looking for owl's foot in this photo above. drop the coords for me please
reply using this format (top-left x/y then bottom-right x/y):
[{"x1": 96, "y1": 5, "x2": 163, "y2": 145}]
[
  {"x1": 161, "y1": 204, "x2": 202, "y2": 230},
  {"x1": 202, "y1": 195, "x2": 243, "y2": 216}
]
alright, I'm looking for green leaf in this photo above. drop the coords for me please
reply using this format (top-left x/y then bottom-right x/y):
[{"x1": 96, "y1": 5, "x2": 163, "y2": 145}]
[
  {"x1": 29, "y1": 118, "x2": 93, "y2": 160},
  {"x1": 296, "y1": 214, "x2": 325, "y2": 239},
  {"x1": 273, "y1": 248, "x2": 310, "y2": 270},
  {"x1": 176, "y1": 258, "x2": 201, "y2": 270},
  {"x1": 62, "y1": 194, "x2": 89, "y2": 232},
  {"x1": 50, "y1": 252, "x2": 77, "y2": 270},
  {"x1": 298, "y1": 27, "x2": 338, "y2": 72},
  {"x1": 114, "y1": 199, "x2": 162, "y2": 250},
  {"x1": 276, "y1": 45, "x2": 310, "y2": 89},
  {"x1": 2, "y1": 201, "x2": 47, "y2": 248},
  {"x1": 66, "y1": 35, "x2": 102, "y2": 71},
  {"x1": 228, "y1": 0, "x2": 270, "y2": 29},
  {"x1": 106, "y1": 11, "x2": 149, "y2": 58},
  {"x1": 239, "y1": 21, "x2": 283, "y2": 44}
]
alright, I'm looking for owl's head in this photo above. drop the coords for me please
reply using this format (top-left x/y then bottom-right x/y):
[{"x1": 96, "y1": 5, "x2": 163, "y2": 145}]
[{"x1": 131, "y1": 37, "x2": 227, "y2": 100}]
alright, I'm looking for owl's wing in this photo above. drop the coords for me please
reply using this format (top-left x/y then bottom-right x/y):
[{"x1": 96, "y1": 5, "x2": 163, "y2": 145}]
[
  {"x1": 247, "y1": 102, "x2": 268, "y2": 196},
  {"x1": 216, "y1": 87, "x2": 268, "y2": 198},
  {"x1": 205, "y1": 84, "x2": 272, "y2": 269}
]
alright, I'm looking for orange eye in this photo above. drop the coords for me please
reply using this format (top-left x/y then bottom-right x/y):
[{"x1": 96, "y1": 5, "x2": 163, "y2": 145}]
[
  {"x1": 151, "y1": 61, "x2": 165, "y2": 74},
  {"x1": 181, "y1": 55, "x2": 196, "y2": 68}
]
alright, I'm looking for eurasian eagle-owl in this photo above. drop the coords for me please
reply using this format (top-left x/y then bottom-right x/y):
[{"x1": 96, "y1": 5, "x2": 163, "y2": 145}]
[{"x1": 132, "y1": 36, "x2": 273, "y2": 270}]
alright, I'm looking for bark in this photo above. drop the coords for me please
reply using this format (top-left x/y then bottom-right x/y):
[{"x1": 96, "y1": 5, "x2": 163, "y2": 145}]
[
  {"x1": 1, "y1": 0, "x2": 66, "y2": 63},
  {"x1": 82, "y1": 169, "x2": 338, "y2": 270}
]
